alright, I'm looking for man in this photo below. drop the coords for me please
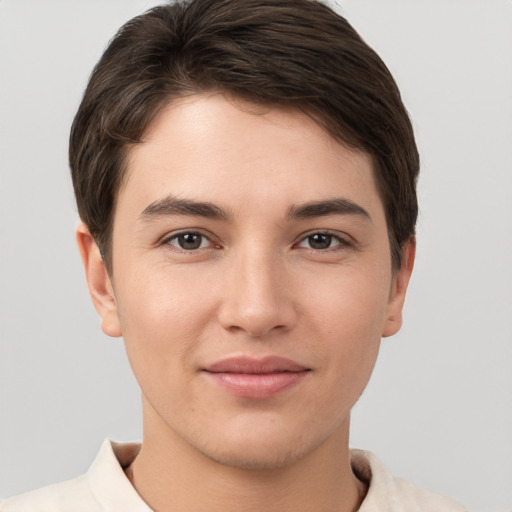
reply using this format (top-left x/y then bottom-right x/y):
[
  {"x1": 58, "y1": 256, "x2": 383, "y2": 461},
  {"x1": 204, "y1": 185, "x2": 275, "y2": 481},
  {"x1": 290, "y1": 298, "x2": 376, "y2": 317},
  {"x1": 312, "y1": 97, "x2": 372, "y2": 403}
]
[{"x1": 1, "y1": 0, "x2": 467, "y2": 510}]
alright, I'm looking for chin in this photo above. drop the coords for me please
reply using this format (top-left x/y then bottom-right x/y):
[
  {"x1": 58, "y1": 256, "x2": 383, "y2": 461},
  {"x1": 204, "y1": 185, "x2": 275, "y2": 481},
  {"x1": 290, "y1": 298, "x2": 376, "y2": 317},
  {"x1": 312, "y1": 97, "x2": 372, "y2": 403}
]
[
  {"x1": 202, "y1": 441, "x2": 308, "y2": 471},
  {"x1": 190, "y1": 422, "x2": 328, "y2": 471}
]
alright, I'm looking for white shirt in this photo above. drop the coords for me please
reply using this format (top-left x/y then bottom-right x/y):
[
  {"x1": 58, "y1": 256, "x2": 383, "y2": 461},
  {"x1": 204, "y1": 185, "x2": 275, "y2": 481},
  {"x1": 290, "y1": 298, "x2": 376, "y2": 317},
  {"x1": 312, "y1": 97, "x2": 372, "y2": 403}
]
[{"x1": 0, "y1": 440, "x2": 467, "y2": 511}]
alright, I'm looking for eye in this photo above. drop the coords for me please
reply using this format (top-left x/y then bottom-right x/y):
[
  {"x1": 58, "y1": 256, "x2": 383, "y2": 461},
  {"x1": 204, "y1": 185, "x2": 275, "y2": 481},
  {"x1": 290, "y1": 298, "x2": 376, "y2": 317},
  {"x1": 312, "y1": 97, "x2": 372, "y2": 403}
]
[
  {"x1": 167, "y1": 232, "x2": 212, "y2": 251},
  {"x1": 296, "y1": 232, "x2": 348, "y2": 250}
]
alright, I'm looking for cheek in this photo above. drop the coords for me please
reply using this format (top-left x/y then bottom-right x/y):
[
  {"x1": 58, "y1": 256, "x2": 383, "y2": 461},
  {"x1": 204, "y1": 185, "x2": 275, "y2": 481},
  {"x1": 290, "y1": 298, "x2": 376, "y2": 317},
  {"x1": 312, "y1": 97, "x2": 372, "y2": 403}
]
[
  {"x1": 113, "y1": 265, "x2": 217, "y2": 384},
  {"x1": 305, "y1": 264, "x2": 391, "y2": 340},
  {"x1": 304, "y1": 266, "x2": 390, "y2": 390},
  {"x1": 117, "y1": 259, "x2": 216, "y2": 330}
]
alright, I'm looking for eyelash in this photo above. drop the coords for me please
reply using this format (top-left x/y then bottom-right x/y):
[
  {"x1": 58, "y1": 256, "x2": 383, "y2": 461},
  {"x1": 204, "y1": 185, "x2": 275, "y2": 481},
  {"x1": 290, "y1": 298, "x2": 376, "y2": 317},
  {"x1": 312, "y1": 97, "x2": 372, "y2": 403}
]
[
  {"x1": 161, "y1": 230, "x2": 218, "y2": 252},
  {"x1": 294, "y1": 231, "x2": 352, "y2": 251},
  {"x1": 161, "y1": 230, "x2": 352, "y2": 253}
]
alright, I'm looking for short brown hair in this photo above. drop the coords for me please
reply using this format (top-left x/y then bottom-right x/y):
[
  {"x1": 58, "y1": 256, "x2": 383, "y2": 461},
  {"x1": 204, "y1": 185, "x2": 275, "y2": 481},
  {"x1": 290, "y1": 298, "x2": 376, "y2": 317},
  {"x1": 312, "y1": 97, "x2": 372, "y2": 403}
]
[{"x1": 70, "y1": 0, "x2": 419, "y2": 272}]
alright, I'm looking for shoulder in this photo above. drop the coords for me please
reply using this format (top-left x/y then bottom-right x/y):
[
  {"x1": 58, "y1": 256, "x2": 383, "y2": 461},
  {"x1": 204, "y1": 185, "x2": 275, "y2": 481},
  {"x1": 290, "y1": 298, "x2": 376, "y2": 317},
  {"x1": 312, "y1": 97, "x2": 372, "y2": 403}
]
[
  {"x1": 351, "y1": 449, "x2": 468, "y2": 512},
  {"x1": 0, "y1": 475, "x2": 101, "y2": 512}
]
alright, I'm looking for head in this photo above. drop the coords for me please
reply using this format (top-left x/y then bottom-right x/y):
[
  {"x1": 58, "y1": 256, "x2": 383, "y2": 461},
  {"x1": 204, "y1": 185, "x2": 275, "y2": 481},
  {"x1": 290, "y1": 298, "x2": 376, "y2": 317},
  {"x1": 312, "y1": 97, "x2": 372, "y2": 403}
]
[
  {"x1": 72, "y1": 0, "x2": 418, "y2": 472},
  {"x1": 70, "y1": 0, "x2": 419, "y2": 275}
]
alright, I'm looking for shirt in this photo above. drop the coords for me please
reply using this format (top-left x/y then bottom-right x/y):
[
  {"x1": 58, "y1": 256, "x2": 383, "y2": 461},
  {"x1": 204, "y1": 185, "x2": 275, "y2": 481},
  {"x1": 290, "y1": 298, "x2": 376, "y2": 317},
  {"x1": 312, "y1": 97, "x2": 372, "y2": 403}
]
[{"x1": 0, "y1": 440, "x2": 467, "y2": 511}]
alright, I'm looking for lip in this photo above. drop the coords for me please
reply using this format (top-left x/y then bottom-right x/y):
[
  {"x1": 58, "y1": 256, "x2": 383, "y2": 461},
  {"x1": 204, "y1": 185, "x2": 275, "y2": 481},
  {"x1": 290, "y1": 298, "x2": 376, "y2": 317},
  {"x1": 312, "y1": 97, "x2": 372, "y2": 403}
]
[{"x1": 202, "y1": 356, "x2": 310, "y2": 399}]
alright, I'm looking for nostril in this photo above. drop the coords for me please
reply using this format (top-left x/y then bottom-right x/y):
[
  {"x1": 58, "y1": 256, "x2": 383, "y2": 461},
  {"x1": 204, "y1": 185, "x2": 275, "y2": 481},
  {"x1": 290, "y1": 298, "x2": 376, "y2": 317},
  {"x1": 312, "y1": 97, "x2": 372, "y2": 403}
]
[{"x1": 220, "y1": 312, "x2": 292, "y2": 338}]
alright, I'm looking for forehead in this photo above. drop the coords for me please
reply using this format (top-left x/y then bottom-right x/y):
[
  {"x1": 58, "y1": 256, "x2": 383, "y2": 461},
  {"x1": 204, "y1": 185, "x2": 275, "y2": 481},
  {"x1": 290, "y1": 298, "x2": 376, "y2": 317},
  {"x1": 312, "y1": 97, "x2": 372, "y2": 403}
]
[{"x1": 119, "y1": 93, "x2": 383, "y2": 220}]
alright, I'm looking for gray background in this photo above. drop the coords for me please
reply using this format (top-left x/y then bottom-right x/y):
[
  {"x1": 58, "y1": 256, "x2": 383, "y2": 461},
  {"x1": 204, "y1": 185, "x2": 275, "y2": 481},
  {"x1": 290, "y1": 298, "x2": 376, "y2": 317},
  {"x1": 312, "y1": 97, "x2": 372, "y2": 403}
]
[{"x1": 1, "y1": 1, "x2": 511, "y2": 511}]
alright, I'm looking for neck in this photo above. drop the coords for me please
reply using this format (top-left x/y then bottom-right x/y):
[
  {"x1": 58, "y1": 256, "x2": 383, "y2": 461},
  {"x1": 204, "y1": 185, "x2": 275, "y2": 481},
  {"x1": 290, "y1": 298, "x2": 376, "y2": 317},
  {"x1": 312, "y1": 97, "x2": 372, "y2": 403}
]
[{"x1": 126, "y1": 402, "x2": 366, "y2": 512}]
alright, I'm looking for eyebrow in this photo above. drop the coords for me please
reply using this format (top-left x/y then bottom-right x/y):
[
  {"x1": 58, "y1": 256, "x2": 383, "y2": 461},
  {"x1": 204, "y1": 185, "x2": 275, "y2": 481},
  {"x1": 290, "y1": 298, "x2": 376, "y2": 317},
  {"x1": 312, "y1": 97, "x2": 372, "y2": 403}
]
[
  {"x1": 286, "y1": 198, "x2": 371, "y2": 222},
  {"x1": 139, "y1": 195, "x2": 232, "y2": 221},
  {"x1": 139, "y1": 195, "x2": 370, "y2": 223}
]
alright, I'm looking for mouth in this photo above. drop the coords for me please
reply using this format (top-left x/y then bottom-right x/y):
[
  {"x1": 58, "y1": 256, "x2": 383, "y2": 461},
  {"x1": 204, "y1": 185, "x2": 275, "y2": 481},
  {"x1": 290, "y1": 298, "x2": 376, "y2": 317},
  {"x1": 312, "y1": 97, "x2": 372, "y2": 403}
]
[{"x1": 202, "y1": 356, "x2": 311, "y2": 399}]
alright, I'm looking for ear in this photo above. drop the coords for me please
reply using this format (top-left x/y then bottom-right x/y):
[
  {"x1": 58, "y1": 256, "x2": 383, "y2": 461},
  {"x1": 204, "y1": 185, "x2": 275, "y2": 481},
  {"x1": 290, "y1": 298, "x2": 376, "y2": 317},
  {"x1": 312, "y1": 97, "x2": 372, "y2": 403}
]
[
  {"x1": 382, "y1": 238, "x2": 416, "y2": 338},
  {"x1": 76, "y1": 223, "x2": 122, "y2": 338}
]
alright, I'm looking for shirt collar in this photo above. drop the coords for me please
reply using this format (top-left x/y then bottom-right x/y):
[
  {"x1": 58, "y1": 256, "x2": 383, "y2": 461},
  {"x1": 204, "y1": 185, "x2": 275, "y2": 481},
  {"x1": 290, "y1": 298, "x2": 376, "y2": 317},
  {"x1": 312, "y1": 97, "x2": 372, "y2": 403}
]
[
  {"x1": 87, "y1": 439, "x2": 152, "y2": 512},
  {"x1": 86, "y1": 440, "x2": 397, "y2": 511},
  {"x1": 351, "y1": 448, "x2": 396, "y2": 511}
]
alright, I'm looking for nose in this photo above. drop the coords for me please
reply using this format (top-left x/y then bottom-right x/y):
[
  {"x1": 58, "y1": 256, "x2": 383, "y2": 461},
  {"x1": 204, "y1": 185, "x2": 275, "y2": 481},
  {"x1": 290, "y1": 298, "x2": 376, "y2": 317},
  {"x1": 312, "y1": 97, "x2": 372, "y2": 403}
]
[{"x1": 217, "y1": 249, "x2": 297, "y2": 338}]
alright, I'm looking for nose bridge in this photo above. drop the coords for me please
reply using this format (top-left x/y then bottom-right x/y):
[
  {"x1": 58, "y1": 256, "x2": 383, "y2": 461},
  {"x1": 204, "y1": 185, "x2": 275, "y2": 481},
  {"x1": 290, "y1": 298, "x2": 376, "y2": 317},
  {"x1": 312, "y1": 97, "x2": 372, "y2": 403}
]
[{"x1": 218, "y1": 242, "x2": 295, "y2": 337}]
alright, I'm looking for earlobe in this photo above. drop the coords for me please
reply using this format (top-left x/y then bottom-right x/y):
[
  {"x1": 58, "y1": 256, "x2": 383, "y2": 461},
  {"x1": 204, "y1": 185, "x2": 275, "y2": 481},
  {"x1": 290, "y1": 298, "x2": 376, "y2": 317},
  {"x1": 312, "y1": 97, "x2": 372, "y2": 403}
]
[
  {"x1": 76, "y1": 223, "x2": 122, "y2": 338},
  {"x1": 382, "y1": 238, "x2": 416, "y2": 338}
]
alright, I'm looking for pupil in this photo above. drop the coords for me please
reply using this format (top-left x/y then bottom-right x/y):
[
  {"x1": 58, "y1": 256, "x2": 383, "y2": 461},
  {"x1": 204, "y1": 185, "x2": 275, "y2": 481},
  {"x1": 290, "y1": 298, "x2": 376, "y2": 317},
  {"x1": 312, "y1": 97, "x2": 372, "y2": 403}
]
[
  {"x1": 179, "y1": 233, "x2": 202, "y2": 250},
  {"x1": 309, "y1": 234, "x2": 331, "y2": 249}
]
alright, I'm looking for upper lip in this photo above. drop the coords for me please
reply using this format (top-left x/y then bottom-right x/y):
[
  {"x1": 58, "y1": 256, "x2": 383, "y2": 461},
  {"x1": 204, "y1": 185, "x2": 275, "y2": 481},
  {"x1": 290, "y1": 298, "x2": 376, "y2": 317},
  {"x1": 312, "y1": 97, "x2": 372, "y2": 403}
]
[{"x1": 203, "y1": 356, "x2": 309, "y2": 374}]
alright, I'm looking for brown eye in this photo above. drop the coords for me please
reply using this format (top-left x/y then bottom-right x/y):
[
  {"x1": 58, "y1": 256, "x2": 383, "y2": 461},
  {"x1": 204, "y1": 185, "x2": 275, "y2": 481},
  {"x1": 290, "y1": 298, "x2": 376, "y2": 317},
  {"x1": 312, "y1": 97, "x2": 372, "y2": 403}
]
[
  {"x1": 307, "y1": 233, "x2": 333, "y2": 250},
  {"x1": 169, "y1": 232, "x2": 210, "y2": 250},
  {"x1": 297, "y1": 232, "x2": 348, "y2": 251}
]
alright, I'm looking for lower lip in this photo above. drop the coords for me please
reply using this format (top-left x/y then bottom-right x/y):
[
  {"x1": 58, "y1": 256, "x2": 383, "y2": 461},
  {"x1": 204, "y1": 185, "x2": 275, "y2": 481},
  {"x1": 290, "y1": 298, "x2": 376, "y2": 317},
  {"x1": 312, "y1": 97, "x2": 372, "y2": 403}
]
[{"x1": 204, "y1": 371, "x2": 308, "y2": 399}]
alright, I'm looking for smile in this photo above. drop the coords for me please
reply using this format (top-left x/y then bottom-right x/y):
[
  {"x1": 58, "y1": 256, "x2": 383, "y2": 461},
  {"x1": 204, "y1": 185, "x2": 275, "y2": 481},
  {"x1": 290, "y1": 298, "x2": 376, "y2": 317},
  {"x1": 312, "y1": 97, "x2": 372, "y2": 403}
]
[{"x1": 202, "y1": 356, "x2": 311, "y2": 399}]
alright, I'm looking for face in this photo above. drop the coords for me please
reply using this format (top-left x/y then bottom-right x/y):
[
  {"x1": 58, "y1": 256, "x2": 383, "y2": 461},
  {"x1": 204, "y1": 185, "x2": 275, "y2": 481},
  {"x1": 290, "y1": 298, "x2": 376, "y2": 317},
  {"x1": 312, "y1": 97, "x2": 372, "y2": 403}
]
[{"x1": 79, "y1": 94, "x2": 413, "y2": 470}]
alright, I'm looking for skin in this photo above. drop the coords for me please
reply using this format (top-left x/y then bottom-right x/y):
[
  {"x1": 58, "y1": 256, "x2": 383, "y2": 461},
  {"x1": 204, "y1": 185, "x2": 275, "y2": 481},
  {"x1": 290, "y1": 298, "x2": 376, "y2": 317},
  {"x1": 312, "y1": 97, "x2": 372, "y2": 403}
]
[{"x1": 77, "y1": 93, "x2": 414, "y2": 512}]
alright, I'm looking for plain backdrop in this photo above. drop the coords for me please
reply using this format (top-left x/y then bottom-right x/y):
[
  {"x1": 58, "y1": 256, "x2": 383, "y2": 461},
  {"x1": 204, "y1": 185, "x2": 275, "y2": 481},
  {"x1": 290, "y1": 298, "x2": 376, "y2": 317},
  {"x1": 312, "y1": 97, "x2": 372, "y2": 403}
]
[{"x1": 1, "y1": 1, "x2": 511, "y2": 511}]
